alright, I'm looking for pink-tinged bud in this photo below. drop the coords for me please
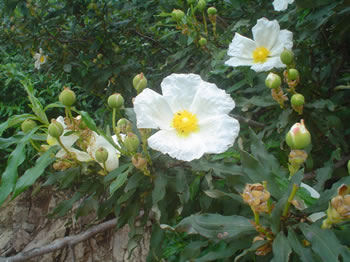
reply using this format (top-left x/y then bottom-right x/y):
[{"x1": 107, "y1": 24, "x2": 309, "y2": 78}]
[
  {"x1": 286, "y1": 120, "x2": 311, "y2": 149},
  {"x1": 48, "y1": 119, "x2": 64, "y2": 138},
  {"x1": 59, "y1": 87, "x2": 76, "y2": 107}
]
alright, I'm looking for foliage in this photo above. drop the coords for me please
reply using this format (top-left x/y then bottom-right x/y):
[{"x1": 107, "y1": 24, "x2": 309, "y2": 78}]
[{"x1": 1, "y1": 0, "x2": 350, "y2": 261}]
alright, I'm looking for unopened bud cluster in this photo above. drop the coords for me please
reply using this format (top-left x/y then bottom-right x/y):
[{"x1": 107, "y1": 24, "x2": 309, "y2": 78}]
[
  {"x1": 322, "y1": 184, "x2": 350, "y2": 228},
  {"x1": 242, "y1": 183, "x2": 270, "y2": 213}
]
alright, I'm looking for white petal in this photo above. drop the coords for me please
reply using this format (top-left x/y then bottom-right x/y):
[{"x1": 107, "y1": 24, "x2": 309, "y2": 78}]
[
  {"x1": 148, "y1": 130, "x2": 206, "y2": 161},
  {"x1": 252, "y1": 18, "x2": 280, "y2": 50},
  {"x1": 60, "y1": 133, "x2": 79, "y2": 148},
  {"x1": 227, "y1": 33, "x2": 256, "y2": 59},
  {"x1": 300, "y1": 182, "x2": 320, "y2": 199},
  {"x1": 34, "y1": 61, "x2": 41, "y2": 69},
  {"x1": 269, "y1": 29, "x2": 293, "y2": 56},
  {"x1": 104, "y1": 151, "x2": 119, "y2": 171},
  {"x1": 69, "y1": 148, "x2": 92, "y2": 162},
  {"x1": 34, "y1": 53, "x2": 41, "y2": 59},
  {"x1": 273, "y1": 0, "x2": 294, "y2": 11},
  {"x1": 250, "y1": 56, "x2": 285, "y2": 72},
  {"x1": 197, "y1": 114, "x2": 240, "y2": 154},
  {"x1": 134, "y1": 88, "x2": 173, "y2": 129},
  {"x1": 307, "y1": 212, "x2": 326, "y2": 222},
  {"x1": 56, "y1": 149, "x2": 67, "y2": 158},
  {"x1": 225, "y1": 57, "x2": 254, "y2": 68},
  {"x1": 190, "y1": 82, "x2": 235, "y2": 120},
  {"x1": 56, "y1": 116, "x2": 67, "y2": 129},
  {"x1": 161, "y1": 73, "x2": 202, "y2": 112}
]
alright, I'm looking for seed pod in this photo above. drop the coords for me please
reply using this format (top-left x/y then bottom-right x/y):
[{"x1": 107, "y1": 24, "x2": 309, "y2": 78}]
[
  {"x1": 108, "y1": 93, "x2": 124, "y2": 109},
  {"x1": 48, "y1": 120, "x2": 64, "y2": 138},
  {"x1": 291, "y1": 93, "x2": 305, "y2": 107},
  {"x1": 21, "y1": 119, "x2": 37, "y2": 133}
]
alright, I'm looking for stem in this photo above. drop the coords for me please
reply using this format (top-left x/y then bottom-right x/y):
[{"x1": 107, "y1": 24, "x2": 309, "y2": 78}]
[
  {"x1": 112, "y1": 108, "x2": 117, "y2": 133},
  {"x1": 57, "y1": 136, "x2": 71, "y2": 156},
  {"x1": 283, "y1": 183, "x2": 299, "y2": 217},
  {"x1": 253, "y1": 209, "x2": 260, "y2": 225},
  {"x1": 202, "y1": 11, "x2": 208, "y2": 35},
  {"x1": 30, "y1": 139, "x2": 41, "y2": 152},
  {"x1": 102, "y1": 161, "x2": 108, "y2": 175},
  {"x1": 141, "y1": 137, "x2": 152, "y2": 165},
  {"x1": 66, "y1": 106, "x2": 74, "y2": 124}
]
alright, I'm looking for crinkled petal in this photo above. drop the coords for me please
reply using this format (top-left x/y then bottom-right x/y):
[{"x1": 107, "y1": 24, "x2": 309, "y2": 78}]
[
  {"x1": 70, "y1": 148, "x2": 91, "y2": 162},
  {"x1": 250, "y1": 56, "x2": 285, "y2": 72},
  {"x1": 225, "y1": 57, "x2": 254, "y2": 68},
  {"x1": 269, "y1": 29, "x2": 293, "y2": 56},
  {"x1": 227, "y1": 33, "x2": 256, "y2": 59},
  {"x1": 252, "y1": 18, "x2": 280, "y2": 50},
  {"x1": 148, "y1": 130, "x2": 205, "y2": 161},
  {"x1": 273, "y1": 0, "x2": 294, "y2": 11},
  {"x1": 60, "y1": 133, "x2": 79, "y2": 148},
  {"x1": 190, "y1": 82, "x2": 235, "y2": 120},
  {"x1": 161, "y1": 74, "x2": 203, "y2": 112},
  {"x1": 34, "y1": 60, "x2": 41, "y2": 69},
  {"x1": 197, "y1": 114, "x2": 240, "y2": 154},
  {"x1": 134, "y1": 88, "x2": 173, "y2": 129}
]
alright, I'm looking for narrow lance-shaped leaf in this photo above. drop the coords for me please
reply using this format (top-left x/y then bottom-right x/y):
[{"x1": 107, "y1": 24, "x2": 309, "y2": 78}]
[
  {"x1": 12, "y1": 146, "x2": 56, "y2": 199},
  {"x1": 271, "y1": 232, "x2": 292, "y2": 262}
]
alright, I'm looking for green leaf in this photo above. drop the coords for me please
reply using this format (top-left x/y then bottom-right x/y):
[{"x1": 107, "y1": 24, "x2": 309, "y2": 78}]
[
  {"x1": 104, "y1": 163, "x2": 131, "y2": 182},
  {"x1": 288, "y1": 228, "x2": 317, "y2": 262},
  {"x1": 50, "y1": 192, "x2": 83, "y2": 217},
  {"x1": 152, "y1": 171, "x2": 167, "y2": 220},
  {"x1": 300, "y1": 223, "x2": 350, "y2": 262},
  {"x1": 79, "y1": 110, "x2": 99, "y2": 132},
  {"x1": 109, "y1": 171, "x2": 129, "y2": 195},
  {"x1": 12, "y1": 146, "x2": 55, "y2": 199},
  {"x1": 271, "y1": 232, "x2": 292, "y2": 262},
  {"x1": 234, "y1": 240, "x2": 268, "y2": 262},
  {"x1": 21, "y1": 80, "x2": 49, "y2": 124},
  {"x1": 175, "y1": 214, "x2": 255, "y2": 239},
  {"x1": 191, "y1": 159, "x2": 243, "y2": 178},
  {"x1": 0, "y1": 142, "x2": 26, "y2": 206},
  {"x1": 180, "y1": 241, "x2": 208, "y2": 261}
]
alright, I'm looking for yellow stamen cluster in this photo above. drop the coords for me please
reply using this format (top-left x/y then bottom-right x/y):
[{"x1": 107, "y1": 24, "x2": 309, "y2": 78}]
[
  {"x1": 172, "y1": 110, "x2": 199, "y2": 136},
  {"x1": 252, "y1": 47, "x2": 270, "y2": 63},
  {"x1": 40, "y1": 55, "x2": 46, "y2": 63}
]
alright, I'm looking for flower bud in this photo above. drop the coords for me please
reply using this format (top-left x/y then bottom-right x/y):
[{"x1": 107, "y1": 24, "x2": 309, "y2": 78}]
[
  {"x1": 95, "y1": 147, "x2": 109, "y2": 163},
  {"x1": 108, "y1": 93, "x2": 124, "y2": 109},
  {"x1": 291, "y1": 93, "x2": 305, "y2": 107},
  {"x1": 286, "y1": 120, "x2": 311, "y2": 150},
  {"x1": 48, "y1": 119, "x2": 64, "y2": 138},
  {"x1": 287, "y1": 69, "x2": 299, "y2": 81},
  {"x1": 187, "y1": 0, "x2": 195, "y2": 4},
  {"x1": 97, "y1": 53, "x2": 103, "y2": 59},
  {"x1": 242, "y1": 183, "x2": 270, "y2": 213},
  {"x1": 171, "y1": 9, "x2": 185, "y2": 22},
  {"x1": 59, "y1": 87, "x2": 76, "y2": 107},
  {"x1": 197, "y1": 0, "x2": 206, "y2": 11},
  {"x1": 131, "y1": 153, "x2": 147, "y2": 170},
  {"x1": 207, "y1": 7, "x2": 217, "y2": 15},
  {"x1": 198, "y1": 37, "x2": 207, "y2": 47},
  {"x1": 265, "y1": 72, "x2": 281, "y2": 89},
  {"x1": 133, "y1": 73, "x2": 148, "y2": 94},
  {"x1": 123, "y1": 133, "x2": 140, "y2": 152},
  {"x1": 21, "y1": 119, "x2": 37, "y2": 133},
  {"x1": 280, "y1": 49, "x2": 294, "y2": 65}
]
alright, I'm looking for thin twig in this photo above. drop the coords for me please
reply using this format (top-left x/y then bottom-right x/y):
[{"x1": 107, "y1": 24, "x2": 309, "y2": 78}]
[
  {"x1": 133, "y1": 30, "x2": 171, "y2": 53},
  {"x1": 230, "y1": 114, "x2": 265, "y2": 128},
  {"x1": 0, "y1": 218, "x2": 117, "y2": 262}
]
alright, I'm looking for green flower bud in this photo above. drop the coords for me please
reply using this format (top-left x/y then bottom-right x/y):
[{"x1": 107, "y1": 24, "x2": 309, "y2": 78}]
[
  {"x1": 291, "y1": 93, "x2": 305, "y2": 107},
  {"x1": 21, "y1": 119, "x2": 37, "y2": 133},
  {"x1": 108, "y1": 93, "x2": 124, "y2": 109},
  {"x1": 207, "y1": 7, "x2": 217, "y2": 15},
  {"x1": 59, "y1": 87, "x2": 76, "y2": 107},
  {"x1": 347, "y1": 160, "x2": 350, "y2": 175},
  {"x1": 97, "y1": 53, "x2": 103, "y2": 59},
  {"x1": 171, "y1": 9, "x2": 185, "y2": 22},
  {"x1": 288, "y1": 69, "x2": 299, "y2": 81},
  {"x1": 187, "y1": 0, "x2": 196, "y2": 4},
  {"x1": 133, "y1": 73, "x2": 148, "y2": 94},
  {"x1": 265, "y1": 72, "x2": 281, "y2": 89},
  {"x1": 197, "y1": 0, "x2": 207, "y2": 11},
  {"x1": 95, "y1": 147, "x2": 109, "y2": 163},
  {"x1": 123, "y1": 133, "x2": 140, "y2": 152},
  {"x1": 48, "y1": 120, "x2": 64, "y2": 138},
  {"x1": 286, "y1": 120, "x2": 311, "y2": 149},
  {"x1": 280, "y1": 49, "x2": 294, "y2": 65},
  {"x1": 198, "y1": 37, "x2": 207, "y2": 47}
]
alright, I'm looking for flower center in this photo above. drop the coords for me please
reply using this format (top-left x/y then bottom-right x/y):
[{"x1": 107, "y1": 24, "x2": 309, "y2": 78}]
[
  {"x1": 172, "y1": 110, "x2": 199, "y2": 136},
  {"x1": 252, "y1": 47, "x2": 270, "y2": 63},
  {"x1": 40, "y1": 55, "x2": 46, "y2": 63}
]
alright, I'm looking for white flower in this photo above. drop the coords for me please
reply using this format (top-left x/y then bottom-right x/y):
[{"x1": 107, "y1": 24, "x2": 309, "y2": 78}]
[
  {"x1": 47, "y1": 116, "x2": 91, "y2": 162},
  {"x1": 87, "y1": 132, "x2": 121, "y2": 172},
  {"x1": 273, "y1": 0, "x2": 294, "y2": 11},
  {"x1": 225, "y1": 18, "x2": 293, "y2": 72},
  {"x1": 33, "y1": 48, "x2": 47, "y2": 69},
  {"x1": 133, "y1": 73, "x2": 240, "y2": 161}
]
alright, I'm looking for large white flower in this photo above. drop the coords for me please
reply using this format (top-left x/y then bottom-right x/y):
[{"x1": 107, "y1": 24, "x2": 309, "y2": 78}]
[
  {"x1": 273, "y1": 0, "x2": 294, "y2": 11},
  {"x1": 87, "y1": 132, "x2": 120, "y2": 172},
  {"x1": 47, "y1": 116, "x2": 91, "y2": 162},
  {"x1": 34, "y1": 48, "x2": 47, "y2": 70},
  {"x1": 133, "y1": 73, "x2": 240, "y2": 161},
  {"x1": 225, "y1": 18, "x2": 293, "y2": 72}
]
